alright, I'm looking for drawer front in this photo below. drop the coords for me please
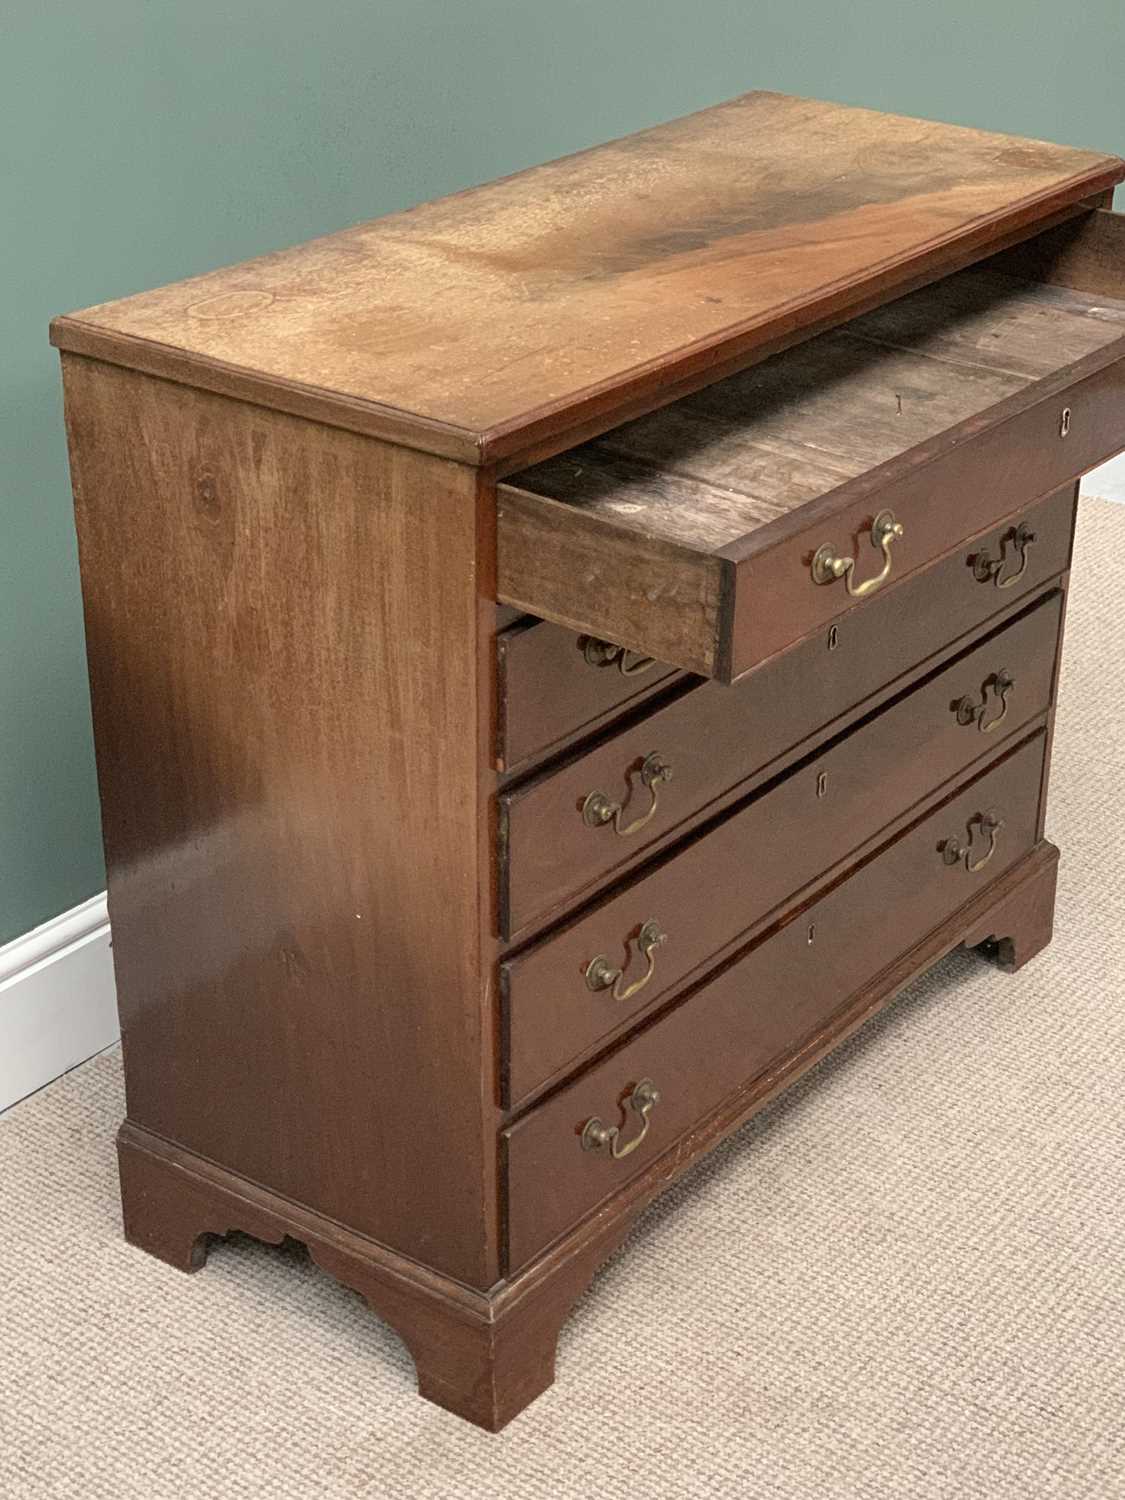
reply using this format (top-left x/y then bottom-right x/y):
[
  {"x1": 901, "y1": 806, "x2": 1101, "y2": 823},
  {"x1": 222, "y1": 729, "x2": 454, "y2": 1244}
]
[
  {"x1": 498, "y1": 620, "x2": 680, "y2": 773},
  {"x1": 504, "y1": 732, "x2": 1046, "y2": 1270},
  {"x1": 724, "y1": 355, "x2": 1118, "y2": 676},
  {"x1": 503, "y1": 591, "x2": 1061, "y2": 1105},
  {"x1": 500, "y1": 485, "x2": 1073, "y2": 940}
]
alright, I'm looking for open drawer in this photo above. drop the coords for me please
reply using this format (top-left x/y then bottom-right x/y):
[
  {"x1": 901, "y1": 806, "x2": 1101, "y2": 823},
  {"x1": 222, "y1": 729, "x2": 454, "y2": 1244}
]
[{"x1": 497, "y1": 209, "x2": 1125, "y2": 682}]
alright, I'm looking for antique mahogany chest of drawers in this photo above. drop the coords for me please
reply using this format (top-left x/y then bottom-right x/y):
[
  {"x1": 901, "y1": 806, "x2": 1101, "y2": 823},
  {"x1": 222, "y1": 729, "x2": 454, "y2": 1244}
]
[{"x1": 52, "y1": 93, "x2": 1125, "y2": 1429}]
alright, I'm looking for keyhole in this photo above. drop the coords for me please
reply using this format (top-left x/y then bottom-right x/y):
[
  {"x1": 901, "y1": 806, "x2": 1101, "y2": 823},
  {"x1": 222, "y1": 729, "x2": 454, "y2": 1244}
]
[
  {"x1": 816, "y1": 770, "x2": 829, "y2": 799},
  {"x1": 1060, "y1": 406, "x2": 1071, "y2": 438},
  {"x1": 807, "y1": 924, "x2": 816, "y2": 945},
  {"x1": 827, "y1": 624, "x2": 840, "y2": 652}
]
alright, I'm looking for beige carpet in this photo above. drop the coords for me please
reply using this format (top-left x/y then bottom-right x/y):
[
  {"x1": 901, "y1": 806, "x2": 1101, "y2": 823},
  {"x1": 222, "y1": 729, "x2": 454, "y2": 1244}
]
[{"x1": 3, "y1": 498, "x2": 1124, "y2": 1500}]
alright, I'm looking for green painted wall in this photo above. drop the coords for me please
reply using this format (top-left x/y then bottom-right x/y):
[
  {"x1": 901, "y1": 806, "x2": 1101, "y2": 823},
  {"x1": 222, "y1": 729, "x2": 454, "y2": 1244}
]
[{"x1": 3, "y1": 1, "x2": 1123, "y2": 943}]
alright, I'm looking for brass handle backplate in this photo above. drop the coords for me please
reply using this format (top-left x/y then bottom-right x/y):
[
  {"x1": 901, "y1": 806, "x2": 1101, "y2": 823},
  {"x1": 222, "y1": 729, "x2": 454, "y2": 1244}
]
[
  {"x1": 811, "y1": 509, "x2": 904, "y2": 598},
  {"x1": 582, "y1": 637, "x2": 657, "y2": 676},
  {"x1": 585, "y1": 919, "x2": 667, "y2": 1003},
  {"x1": 941, "y1": 810, "x2": 1005, "y2": 874},
  {"x1": 953, "y1": 669, "x2": 1014, "y2": 734},
  {"x1": 581, "y1": 1079, "x2": 661, "y2": 1160},
  {"x1": 582, "y1": 752, "x2": 672, "y2": 837},
  {"x1": 972, "y1": 523, "x2": 1037, "y2": 590}
]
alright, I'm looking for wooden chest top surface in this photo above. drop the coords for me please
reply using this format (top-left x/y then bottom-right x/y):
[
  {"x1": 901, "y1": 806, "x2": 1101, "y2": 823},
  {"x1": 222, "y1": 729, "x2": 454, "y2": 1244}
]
[{"x1": 50, "y1": 92, "x2": 1123, "y2": 465}]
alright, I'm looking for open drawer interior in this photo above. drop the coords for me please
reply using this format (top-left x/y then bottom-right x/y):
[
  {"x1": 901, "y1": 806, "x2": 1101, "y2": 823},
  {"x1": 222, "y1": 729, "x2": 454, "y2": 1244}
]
[{"x1": 497, "y1": 209, "x2": 1125, "y2": 682}]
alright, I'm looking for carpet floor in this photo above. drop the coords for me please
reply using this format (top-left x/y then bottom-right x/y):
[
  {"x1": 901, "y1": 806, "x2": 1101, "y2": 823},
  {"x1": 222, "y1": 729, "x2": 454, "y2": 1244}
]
[{"x1": 2, "y1": 497, "x2": 1123, "y2": 1500}]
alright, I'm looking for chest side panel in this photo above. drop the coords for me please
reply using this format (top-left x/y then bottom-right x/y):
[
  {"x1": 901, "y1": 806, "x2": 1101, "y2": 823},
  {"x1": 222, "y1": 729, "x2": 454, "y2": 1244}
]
[{"x1": 61, "y1": 356, "x2": 500, "y2": 1287}]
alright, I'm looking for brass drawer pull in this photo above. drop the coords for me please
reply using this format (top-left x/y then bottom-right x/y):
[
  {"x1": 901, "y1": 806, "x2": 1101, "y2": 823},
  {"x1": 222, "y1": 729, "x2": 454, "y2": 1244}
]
[
  {"x1": 582, "y1": 751, "x2": 672, "y2": 837},
  {"x1": 811, "y1": 509, "x2": 904, "y2": 598},
  {"x1": 941, "y1": 809, "x2": 1005, "y2": 874},
  {"x1": 585, "y1": 919, "x2": 667, "y2": 1002},
  {"x1": 582, "y1": 636, "x2": 657, "y2": 676},
  {"x1": 581, "y1": 1079, "x2": 661, "y2": 1159},
  {"x1": 972, "y1": 522, "x2": 1037, "y2": 589},
  {"x1": 954, "y1": 668, "x2": 1014, "y2": 734}
]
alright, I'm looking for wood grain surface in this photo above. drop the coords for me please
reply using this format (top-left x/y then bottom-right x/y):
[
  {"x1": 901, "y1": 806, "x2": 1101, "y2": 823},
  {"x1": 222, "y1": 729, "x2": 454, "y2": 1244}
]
[
  {"x1": 62, "y1": 356, "x2": 501, "y2": 1288},
  {"x1": 49, "y1": 93, "x2": 1123, "y2": 464}
]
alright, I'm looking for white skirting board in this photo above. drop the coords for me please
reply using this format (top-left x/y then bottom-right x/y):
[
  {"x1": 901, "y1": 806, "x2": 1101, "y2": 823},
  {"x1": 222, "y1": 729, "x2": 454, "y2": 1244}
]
[{"x1": 0, "y1": 894, "x2": 118, "y2": 1114}]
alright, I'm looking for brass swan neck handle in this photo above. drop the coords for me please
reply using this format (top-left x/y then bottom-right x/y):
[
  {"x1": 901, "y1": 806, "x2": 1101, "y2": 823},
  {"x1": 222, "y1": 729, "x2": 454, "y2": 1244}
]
[
  {"x1": 811, "y1": 509, "x2": 904, "y2": 599},
  {"x1": 585, "y1": 919, "x2": 667, "y2": 1003},
  {"x1": 941, "y1": 809, "x2": 1005, "y2": 874},
  {"x1": 582, "y1": 637, "x2": 657, "y2": 676},
  {"x1": 954, "y1": 668, "x2": 1014, "y2": 734},
  {"x1": 582, "y1": 752, "x2": 673, "y2": 838},
  {"x1": 581, "y1": 1080, "x2": 661, "y2": 1160},
  {"x1": 972, "y1": 522, "x2": 1037, "y2": 590}
]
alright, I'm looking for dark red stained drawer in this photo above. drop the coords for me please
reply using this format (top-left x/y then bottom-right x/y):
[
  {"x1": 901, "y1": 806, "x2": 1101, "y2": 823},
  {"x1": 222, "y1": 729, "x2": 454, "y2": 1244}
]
[
  {"x1": 502, "y1": 591, "x2": 1061, "y2": 1106},
  {"x1": 497, "y1": 620, "x2": 681, "y2": 774},
  {"x1": 500, "y1": 485, "x2": 1074, "y2": 942},
  {"x1": 503, "y1": 731, "x2": 1047, "y2": 1271}
]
